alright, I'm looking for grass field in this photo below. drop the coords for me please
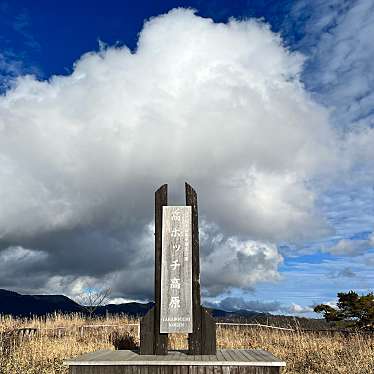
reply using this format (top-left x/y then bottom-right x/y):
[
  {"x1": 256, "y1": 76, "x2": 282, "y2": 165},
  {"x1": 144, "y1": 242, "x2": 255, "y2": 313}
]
[{"x1": 0, "y1": 314, "x2": 373, "y2": 374}]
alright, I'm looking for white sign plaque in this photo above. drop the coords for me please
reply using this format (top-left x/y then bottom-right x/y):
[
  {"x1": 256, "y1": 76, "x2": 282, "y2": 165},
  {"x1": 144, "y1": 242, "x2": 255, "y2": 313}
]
[{"x1": 160, "y1": 206, "x2": 193, "y2": 333}]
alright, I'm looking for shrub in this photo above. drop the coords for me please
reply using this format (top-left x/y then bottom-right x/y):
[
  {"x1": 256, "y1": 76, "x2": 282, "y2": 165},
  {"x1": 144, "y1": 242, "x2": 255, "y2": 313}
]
[{"x1": 110, "y1": 331, "x2": 138, "y2": 350}]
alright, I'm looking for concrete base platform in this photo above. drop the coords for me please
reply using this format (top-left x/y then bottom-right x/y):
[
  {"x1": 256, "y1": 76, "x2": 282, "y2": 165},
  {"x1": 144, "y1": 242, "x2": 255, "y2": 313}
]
[{"x1": 65, "y1": 349, "x2": 286, "y2": 374}]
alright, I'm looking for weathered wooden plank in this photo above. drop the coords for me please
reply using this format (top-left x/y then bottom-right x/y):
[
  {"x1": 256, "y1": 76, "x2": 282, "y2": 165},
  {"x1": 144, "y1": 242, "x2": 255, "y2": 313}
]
[
  {"x1": 189, "y1": 365, "x2": 199, "y2": 374},
  {"x1": 148, "y1": 366, "x2": 156, "y2": 374},
  {"x1": 231, "y1": 350, "x2": 250, "y2": 362},
  {"x1": 69, "y1": 365, "x2": 282, "y2": 374},
  {"x1": 154, "y1": 184, "x2": 169, "y2": 355},
  {"x1": 247, "y1": 350, "x2": 268, "y2": 363},
  {"x1": 197, "y1": 364, "x2": 206, "y2": 374},
  {"x1": 256, "y1": 350, "x2": 279, "y2": 362},
  {"x1": 220, "y1": 350, "x2": 232, "y2": 362},
  {"x1": 160, "y1": 206, "x2": 193, "y2": 333},
  {"x1": 205, "y1": 363, "x2": 214, "y2": 374},
  {"x1": 238, "y1": 366, "x2": 247, "y2": 374},
  {"x1": 66, "y1": 350, "x2": 286, "y2": 367},
  {"x1": 199, "y1": 355, "x2": 212, "y2": 363},
  {"x1": 216, "y1": 351, "x2": 225, "y2": 362},
  {"x1": 68, "y1": 350, "x2": 111, "y2": 362},
  {"x1": 171, "y1": 351, "x2": 184, "y2": 361},
  {"x1": 241, "y1": 351, "x2": 267, "y2": 363},
  {"x1": 238, "y1": 349, "x2": 263, "y2": 361},
  {"x1": 245, "y1": 351, "x2": 261, "y2": 362},
  {"x1": 204, "y1": 353, "x2": 214, "y2": 374},
  {"x1": 229, "y1": 366, "x2": 239, "y2": 374},
  {"x1": 140, "y1": 307, "x2": 155, "y2": 354},
  {"x1": 225, "y1": 351, "x2": 238, "y2": 362},
  {"x1": 186, "y1": 182, "x2": 202, "y2": 355},
  {"x1": 201, "y1": 307, "x2": 216, "y2": 355},
  {"x1": 105, "y1": 351, "x2": 134, "y2": 361},
  {"x1": 253, "y1": 350, "x2": 275, "y2": 363},
  {"x1": 139, "y1": 184, "x2": 169, "y2": 355},
  {"x1": 213, "y1": 365, "x2": 221, "y2": 374},
  {"x1": 173, "y1": 364, "x2": 181, "y2": 374},
  {"x1": 169, "y1": 352, "x2": 182, "y2": 361},
  {"x1": 183, "y1": 354, "x2": 196, "y2": 362},
  {"x1": 160, "y1": 364, "x2": 169, "y2": 374}
]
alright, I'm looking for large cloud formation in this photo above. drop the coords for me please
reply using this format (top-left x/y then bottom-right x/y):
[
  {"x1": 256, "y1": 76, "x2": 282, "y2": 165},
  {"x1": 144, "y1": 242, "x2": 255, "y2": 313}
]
[
  {"x1": 287, "y1": 0, "x2": 374, "y2": 257},
  {"x1": 0, "y1": 9, "x2": 339, "y2": 300}
]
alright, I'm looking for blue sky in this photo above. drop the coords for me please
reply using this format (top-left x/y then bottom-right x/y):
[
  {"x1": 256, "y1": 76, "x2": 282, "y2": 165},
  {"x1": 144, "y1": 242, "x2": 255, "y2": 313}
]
[{"x1": 0, "y1": 0, "x2": 373, "y2": 317}]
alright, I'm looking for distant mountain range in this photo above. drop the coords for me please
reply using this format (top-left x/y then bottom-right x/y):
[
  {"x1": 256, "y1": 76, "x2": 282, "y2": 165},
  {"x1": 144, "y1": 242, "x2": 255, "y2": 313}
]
[
  {"x1": 0, "y1": 289, "x2": 329, "y2": 330},
  {"x1": 0, "y1": 289, "x2": 262, "y2": 318},
  {"x1": 0, "y1": 289, "x2": 83, "y2": 315},
  {"x1": 0, "y1": 288, "x2": 261, "y2": 318}
]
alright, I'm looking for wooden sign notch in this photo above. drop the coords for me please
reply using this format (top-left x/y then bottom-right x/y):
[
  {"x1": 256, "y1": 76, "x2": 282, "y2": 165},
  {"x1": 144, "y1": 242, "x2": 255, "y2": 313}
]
[{"x1": 140, "y1": 182, "x2": 216, "y2": 355}]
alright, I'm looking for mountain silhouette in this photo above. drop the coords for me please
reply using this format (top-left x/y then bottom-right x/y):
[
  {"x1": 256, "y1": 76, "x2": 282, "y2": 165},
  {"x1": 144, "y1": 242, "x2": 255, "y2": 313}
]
[
  {"x1": 0, "y1": 289, "x2": 82, "y2": 315},
  {"x1": 0, "y1": 289, "x2": 329, "y2": 330},
  {"x1": 0, "y1": 289, "x2": 260, "y2": 318}
]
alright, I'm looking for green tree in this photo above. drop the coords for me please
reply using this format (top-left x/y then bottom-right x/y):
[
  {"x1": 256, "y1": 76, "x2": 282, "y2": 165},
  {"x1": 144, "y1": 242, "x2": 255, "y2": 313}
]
[{"x1": 314, "y1": 291, "x2": 374, "y2": 330}]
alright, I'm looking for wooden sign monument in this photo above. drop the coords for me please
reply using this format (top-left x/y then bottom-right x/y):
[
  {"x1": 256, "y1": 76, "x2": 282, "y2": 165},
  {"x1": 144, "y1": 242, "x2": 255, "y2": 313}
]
[
  {"x1": 65, "y1": 182, "x2": 286, "y2": 373},
  {"x1": 140, "y1": 182, "x2": 216, "y2": 355}
]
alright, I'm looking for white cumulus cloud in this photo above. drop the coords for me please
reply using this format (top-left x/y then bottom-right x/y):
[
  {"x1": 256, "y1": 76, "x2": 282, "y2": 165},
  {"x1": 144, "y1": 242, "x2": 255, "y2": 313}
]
[{"x1": 0, "y1": 9, "x2": 341, "y2": 298}]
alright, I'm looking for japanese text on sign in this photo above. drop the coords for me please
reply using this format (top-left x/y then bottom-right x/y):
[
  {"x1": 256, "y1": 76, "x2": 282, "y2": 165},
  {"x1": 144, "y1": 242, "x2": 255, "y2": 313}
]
[{"x1": 160, "y1": 206, "x2": 192, "y2": 333}]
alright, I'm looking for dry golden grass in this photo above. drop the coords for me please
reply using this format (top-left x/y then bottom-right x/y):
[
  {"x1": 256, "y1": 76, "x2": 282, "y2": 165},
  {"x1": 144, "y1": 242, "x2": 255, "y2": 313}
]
[{"x1": 0, "y1": 314, "x2": 373, "y2": 374}]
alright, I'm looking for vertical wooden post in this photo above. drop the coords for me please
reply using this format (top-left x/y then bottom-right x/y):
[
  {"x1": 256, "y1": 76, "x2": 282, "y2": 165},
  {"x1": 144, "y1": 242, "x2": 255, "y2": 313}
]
[
  {"x1": 186, "y1": 182, "x2": 202, "y2": 354},
  {"x1": 201, "y1": 306, "x2": 216, "y2": 354},
  {"x1": 186, "y1": 182, "x2": 216, "y2": 355},
  {"x1": 140, "y1": 184, "x2": 168, "y2": 355},
  {"x1": 140, "y1": 307, "x2": 154, "y2": 354},
  {"x1": 154, "y1": 184, "x2": 168, "y2": 354}
]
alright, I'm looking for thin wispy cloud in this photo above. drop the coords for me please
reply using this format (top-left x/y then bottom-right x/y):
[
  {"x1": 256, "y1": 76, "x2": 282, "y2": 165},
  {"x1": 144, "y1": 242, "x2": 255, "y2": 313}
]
[{"x1": 0, "y1": 5, "x2": 41, "y2": 90}]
